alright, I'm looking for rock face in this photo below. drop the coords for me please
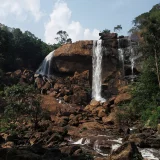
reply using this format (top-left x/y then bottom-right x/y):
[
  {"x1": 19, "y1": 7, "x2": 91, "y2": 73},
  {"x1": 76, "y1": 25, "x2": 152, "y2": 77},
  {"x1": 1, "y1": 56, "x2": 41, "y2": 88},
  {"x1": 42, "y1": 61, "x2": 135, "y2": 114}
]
[
  {"x1": 53, "y1": 40, "x2": 120, "y2": 85},
  {"x1": 53, "y1": 40, "x2": 93, "y2": 74}
]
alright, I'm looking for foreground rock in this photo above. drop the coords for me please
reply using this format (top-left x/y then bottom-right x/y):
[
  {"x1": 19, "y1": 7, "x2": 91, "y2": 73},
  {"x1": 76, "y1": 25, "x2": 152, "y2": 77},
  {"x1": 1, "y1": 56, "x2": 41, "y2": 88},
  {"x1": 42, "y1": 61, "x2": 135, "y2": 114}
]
[
  {"x1": 0, "y1": 146, "x2": 92, "y2": 160},
  {"x1": 107, "y1": 142, "x2": 143, "y2": 160}
]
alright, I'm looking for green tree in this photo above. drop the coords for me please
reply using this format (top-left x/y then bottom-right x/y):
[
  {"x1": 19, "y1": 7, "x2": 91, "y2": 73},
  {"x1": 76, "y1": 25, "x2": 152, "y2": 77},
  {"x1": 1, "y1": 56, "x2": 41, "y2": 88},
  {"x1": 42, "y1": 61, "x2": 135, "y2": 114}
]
[
  {"x1": 0, "y1": 24, "x2": 53, "y2": 71},
  {"x1": 130, "y1": 3, "x2": 160, "y2": 88},
  {"x1": 100, "y1": 29, "x2": 110, "y2": 34},
  {"x1": 3, "y1": 84, "x2": 45, "y2": 130},
  {"x1": 55, "y1": 30, "x2": 72, "y2": 45},
  {"x1": 114, "y1": 25, "x2": 122, "y2": 32},
  {"x1": 125, "y1": 3, "x2": 160, "y2": 127}
]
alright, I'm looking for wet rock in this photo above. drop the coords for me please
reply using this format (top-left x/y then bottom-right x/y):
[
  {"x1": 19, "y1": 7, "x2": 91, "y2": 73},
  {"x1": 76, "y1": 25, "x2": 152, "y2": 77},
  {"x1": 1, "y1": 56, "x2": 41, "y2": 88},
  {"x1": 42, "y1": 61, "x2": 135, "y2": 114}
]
[
  {"x1": 127, "y1": 133, "x2": 148, "y2": 147},
  {"x1": 90, "y1": 99, "x2": 100, "y2": 107},
  {"x1": 35, "y1": 77, "x2": 44, "y2": 89},
  {"x1": 107, "y1": 141, "x2": 143, "y2": 160},
  {"x1": 127, "y1": 132, "x2": 160, "y2": 148},
  {"x1": 146, "y1": 137, "x2": 160, "y2": 148}
]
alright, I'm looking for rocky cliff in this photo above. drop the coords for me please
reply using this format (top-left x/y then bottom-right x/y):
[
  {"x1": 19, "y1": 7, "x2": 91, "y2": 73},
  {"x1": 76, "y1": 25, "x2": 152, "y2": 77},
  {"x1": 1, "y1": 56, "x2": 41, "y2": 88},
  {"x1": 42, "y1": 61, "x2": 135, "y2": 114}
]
[
  {"x1": 53, "y1": 41, "x2": 93, "y2": 74},
  {"x1": 53, "y1": 38, "x2": 121, "y2": 86}
]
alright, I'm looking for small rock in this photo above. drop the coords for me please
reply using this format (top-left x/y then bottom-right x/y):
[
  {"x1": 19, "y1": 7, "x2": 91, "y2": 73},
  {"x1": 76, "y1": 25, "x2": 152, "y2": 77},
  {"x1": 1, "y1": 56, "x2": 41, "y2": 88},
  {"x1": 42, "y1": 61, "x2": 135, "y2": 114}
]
[
  {"x1": 2, "y1": 141, "x2": 14, "y2": 148},
  {"x1": 90, "y1": 99, "x2": 100, "y2": 107}
]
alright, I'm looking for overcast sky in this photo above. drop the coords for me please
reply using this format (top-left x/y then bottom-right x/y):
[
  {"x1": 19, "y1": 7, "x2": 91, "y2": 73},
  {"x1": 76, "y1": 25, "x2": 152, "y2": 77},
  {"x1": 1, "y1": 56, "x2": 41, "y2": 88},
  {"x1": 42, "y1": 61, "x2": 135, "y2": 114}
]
[{"x1": 0, "y1": 0, "x2": 159, "y2": 44}]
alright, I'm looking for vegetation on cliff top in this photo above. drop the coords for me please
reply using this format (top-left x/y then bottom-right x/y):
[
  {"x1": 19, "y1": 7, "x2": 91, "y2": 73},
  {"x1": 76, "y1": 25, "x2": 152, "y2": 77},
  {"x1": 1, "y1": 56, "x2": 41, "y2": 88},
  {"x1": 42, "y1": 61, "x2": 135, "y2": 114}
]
[{"x1": 121, "y1": 3, "x2": 160, "y2": 127}]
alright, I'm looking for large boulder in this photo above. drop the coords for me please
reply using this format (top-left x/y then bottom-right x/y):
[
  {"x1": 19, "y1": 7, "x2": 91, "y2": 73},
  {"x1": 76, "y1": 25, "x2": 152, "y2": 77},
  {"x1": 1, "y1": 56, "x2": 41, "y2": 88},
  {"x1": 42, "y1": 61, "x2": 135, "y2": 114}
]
[
  {"x1": 107, "y1": 141, "x2": 143, "y2": 160},
  {"x1": 53, "y1": 41, "x2": 93, "y2": 74}
]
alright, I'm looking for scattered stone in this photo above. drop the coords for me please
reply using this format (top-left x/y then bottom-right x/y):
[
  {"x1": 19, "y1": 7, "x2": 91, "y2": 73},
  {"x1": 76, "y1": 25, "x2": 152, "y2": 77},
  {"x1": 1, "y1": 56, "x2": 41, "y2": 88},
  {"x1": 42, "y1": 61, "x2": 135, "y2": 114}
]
[
  {"x1": 90, "y1": 99, "x2": 100, "y2": 107},
  {"x1": 2, "y1": 141, "x2": 14, "y2": 148}
]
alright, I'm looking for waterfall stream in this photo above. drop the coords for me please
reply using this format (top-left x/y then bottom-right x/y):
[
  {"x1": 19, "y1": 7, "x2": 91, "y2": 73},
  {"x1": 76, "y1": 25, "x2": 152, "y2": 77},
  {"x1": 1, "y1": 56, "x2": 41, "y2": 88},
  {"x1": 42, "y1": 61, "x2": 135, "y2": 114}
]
[
  {"x1": 118, "y1": 48, "x2": 124, "y2": 76},
  {"x1": 35, "y1": 51, "x2": 54, "y2": 77},
  {"x1": 92, "y1": 40, "x2": 105, "y2": 102}
]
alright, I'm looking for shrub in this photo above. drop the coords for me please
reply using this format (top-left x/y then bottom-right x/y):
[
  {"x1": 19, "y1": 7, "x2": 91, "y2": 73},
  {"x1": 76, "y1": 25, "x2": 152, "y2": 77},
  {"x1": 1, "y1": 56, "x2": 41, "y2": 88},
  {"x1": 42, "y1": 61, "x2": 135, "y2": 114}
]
[{"x1": 2, "y1": 84, "x2": 46, "y2": 131}]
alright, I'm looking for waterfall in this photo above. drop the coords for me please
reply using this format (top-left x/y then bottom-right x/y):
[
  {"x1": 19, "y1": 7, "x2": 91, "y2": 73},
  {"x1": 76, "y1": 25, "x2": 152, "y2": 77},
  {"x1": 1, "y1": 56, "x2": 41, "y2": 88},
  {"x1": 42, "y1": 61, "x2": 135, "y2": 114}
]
[
  {"x1": 36, "y1": 51, "x2": 54, "y2": 77},
  {"x1": 118, "y1": 48, "x2": 124, "y2": 76},
  {"x1": 92, "y1": 40, "x2": 105, "y2": 102}
]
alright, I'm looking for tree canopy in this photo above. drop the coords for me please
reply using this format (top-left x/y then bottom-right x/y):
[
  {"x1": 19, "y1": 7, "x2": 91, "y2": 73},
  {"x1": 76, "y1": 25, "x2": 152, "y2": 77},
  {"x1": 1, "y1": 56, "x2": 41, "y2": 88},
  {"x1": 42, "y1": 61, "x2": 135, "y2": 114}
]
[
  {"x1": 55, "y1": 30, "x2": 72, "y2": 45},
  {"x1": 114, "y1": 25, "x2": 122, "y2": 32},
  {"x1": 0, "y1": 25, "x2": 54, "y2": 71}
]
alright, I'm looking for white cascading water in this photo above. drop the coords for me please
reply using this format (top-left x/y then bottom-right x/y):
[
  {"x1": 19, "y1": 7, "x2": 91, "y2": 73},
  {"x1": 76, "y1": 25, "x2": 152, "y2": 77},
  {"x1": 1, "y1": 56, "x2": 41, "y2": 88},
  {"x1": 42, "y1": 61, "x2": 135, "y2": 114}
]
[
  {"x1": 118, "y1": 48, "x2": 124, "y2": 76},
  {"x1": 36, "y1": 51, "x2": 54, "y2": 77},
  {"x1": 130, "y1": 47, "x2": 135, "y2": 78},
  {"x1": 92, "y1": 40, "x2": 105, "y2": 102},
  {"x1": 131, "y1": 58, "x2": 135, "y2": 77}
]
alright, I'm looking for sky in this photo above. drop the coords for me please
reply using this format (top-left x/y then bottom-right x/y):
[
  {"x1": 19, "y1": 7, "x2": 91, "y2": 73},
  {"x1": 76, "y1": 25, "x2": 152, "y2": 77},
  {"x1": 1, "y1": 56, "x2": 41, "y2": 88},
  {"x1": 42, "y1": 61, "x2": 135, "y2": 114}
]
[{"x1": 0, "y1": 0, "x2": 159, "y2": 44}]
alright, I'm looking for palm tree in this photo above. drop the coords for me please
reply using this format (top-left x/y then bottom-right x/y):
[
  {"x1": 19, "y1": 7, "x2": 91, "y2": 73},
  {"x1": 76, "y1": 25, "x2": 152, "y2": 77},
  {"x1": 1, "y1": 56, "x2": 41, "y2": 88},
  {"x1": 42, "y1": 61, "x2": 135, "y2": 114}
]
[{"x1": 114, "y1": 25, "x2": 122, "y2": 32}]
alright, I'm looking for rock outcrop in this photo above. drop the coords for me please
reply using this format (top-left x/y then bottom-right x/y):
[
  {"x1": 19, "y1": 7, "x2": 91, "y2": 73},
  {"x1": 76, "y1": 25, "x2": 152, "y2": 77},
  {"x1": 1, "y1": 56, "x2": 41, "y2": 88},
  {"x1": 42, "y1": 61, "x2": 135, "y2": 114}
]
[
  {"x1": 52, "y1": 39, "x2": 120, "y2": 87},
  {"x1": 53, "y1": 40, "x2": 93, "y2": 74},
  {"x1": 107, "y1": 141, "x2": 143, "y2": 160}
]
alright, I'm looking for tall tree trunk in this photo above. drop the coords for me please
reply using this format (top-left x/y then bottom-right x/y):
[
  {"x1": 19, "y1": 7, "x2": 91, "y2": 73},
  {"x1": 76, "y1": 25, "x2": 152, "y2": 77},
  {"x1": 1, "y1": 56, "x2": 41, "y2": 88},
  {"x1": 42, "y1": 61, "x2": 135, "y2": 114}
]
[{"x1": 154, "y1": 48, "x2": 160, "y2": 88}]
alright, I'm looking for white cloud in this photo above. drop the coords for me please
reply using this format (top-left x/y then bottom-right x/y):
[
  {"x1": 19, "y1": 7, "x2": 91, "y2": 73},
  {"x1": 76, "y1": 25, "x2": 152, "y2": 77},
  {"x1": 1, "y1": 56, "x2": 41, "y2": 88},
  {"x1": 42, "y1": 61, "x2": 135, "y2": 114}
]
[
  {"x1": 0, "y1": 0, "x2": 43, "y2": 22},
  {"x1": 44, "y1": 0, "x2": 100, "y2": 44}
]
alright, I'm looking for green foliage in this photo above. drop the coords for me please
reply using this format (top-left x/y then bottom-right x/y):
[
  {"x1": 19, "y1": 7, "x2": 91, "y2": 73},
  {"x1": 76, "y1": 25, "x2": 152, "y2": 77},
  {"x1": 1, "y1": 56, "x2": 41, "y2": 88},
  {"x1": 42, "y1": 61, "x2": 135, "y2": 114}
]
[
  {"x1": 123, "y1": 3, "x2": 160, "y2": 128},
  {"x1": 141, "y1": 106, "x2": 160, "y2": 128},
  {"x1": 131, "y1": 58, "x2": 159, "y2": 110},
  {"x1": 0, "y1": 25, "x2": 53, "y2": 71},
  {"x1": 101, "y1": 29, "x2": 110, "y2": 34},
  {"x1": 55, "y1": 30, "x2": 72, "y2": 45},
  {"x1": 114, "y1": 25, "x2": 122, "y2": 32},
  {"x1": 125, "y1": 58, "x2": 160, "y2": 127},
  {"x1": 1, "y1": 84, "x2": 46, "y2": 130}
]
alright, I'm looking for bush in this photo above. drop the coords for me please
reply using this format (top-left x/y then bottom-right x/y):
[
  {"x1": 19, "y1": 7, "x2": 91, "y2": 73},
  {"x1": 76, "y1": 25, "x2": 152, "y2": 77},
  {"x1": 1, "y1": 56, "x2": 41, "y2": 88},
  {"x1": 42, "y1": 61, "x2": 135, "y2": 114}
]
[
  {"x1": 119, "y1": 57, "x2": 160, "y2": 128},
  {"x1": 2, "y1": 83, "x2": 46, "y2": 131}
]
